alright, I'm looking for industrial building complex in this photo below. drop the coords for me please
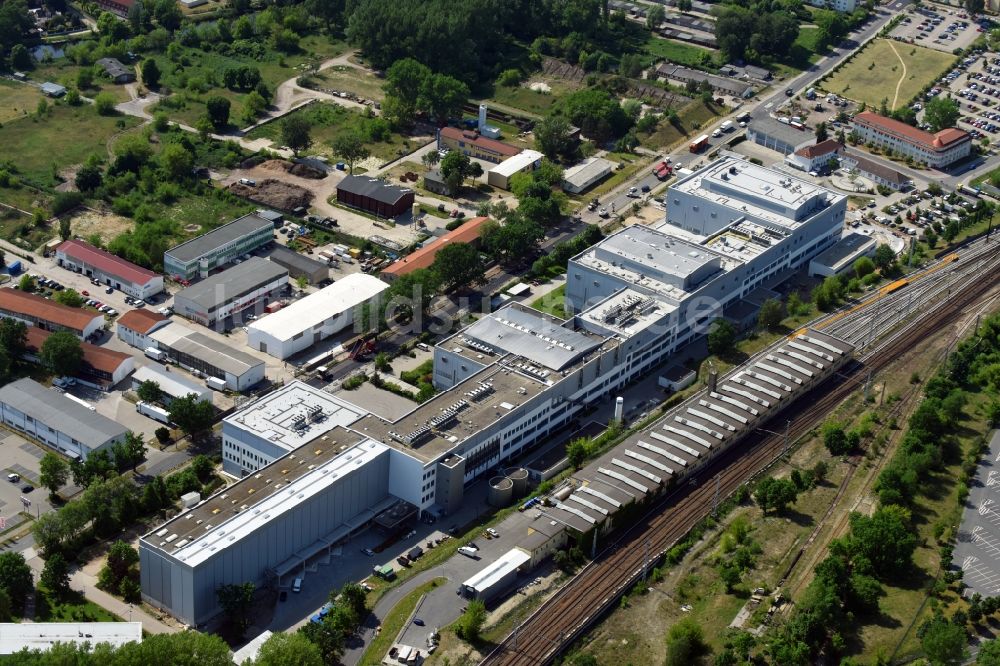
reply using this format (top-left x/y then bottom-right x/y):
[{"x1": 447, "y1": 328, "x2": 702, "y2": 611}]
[
  {"x1": 140, "y1": 156, "x2": 854, "y2": 627},
  {"x1": 164, "y1": 213, "x2": 276, "y2": 281},
  {"x1": 246, "y1": 274, "x2": 388, "y2": 360},
  {"x1": 172, "y1": 258, "x2": 288, "y2": 328},
  {"x1": 0, "y1": 378, "x2": 129, "y2": 460},
  {"x1": 147, "y1": 322, "x2": 265, "y2": 391},
  {"x1": 0, "y1": 288, "x2": 106, "y2": 340}
]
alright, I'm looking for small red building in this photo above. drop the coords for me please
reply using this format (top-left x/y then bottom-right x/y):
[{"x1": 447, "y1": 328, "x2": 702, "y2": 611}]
[{"x1": 335, "y1": 175, "x2": 415, "y2": 218}]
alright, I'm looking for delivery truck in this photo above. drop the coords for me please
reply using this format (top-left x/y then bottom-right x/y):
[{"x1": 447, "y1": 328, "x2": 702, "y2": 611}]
[
  {"x1": 720, "y1": 120, "x2": 734, "y2": 132},
  {"x1": 205, "y1": 377, "x2": 227, "y2": 391},
  {"x1": 144, "y1": 347, "x2": 167, "y2": 362},
  {"x1": 689, "y1": 134, "x2": 709, "y2": 153},
  {"x1": 137, "y1": 401, "x2": 172, "y2": 424}
]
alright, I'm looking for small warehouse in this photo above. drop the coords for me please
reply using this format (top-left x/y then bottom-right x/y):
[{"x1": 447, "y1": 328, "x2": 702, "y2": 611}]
[
  {"x1": 172, "y1": 258, "x2": 288, "y2": 328},
  {"x1": 561, "y1": 157, "x2": 614, "y2": 194},
  {"x1": 148, "y1": 323, "x2": 265, "y2": 391},
  {"x1": 487, "y1": 150, "x2": 544, "y2": 190},
  {"x1": 131, "y1": 364, "x2": 212, "y2": 405},
  {"x1": 116, "y1": 309, "x2": 171, "y2": 350},
  {"x1": 423, "y1": 169, "x2": 449, "y2": 195},
  {"x1": 461, "y1": 548, "x2": 531, "y2": 601},
  {"x1": 40, "y1": 82, "x2": 66, "y2": 98},
  {"x1": 335, "y1": 175, "x2": 414, "y2": 218},
  {"x1": 268, "y1": 244, "x2": 328, "y2": 285},
  {"x1": 56, "y1": 239, "x2": 163, "y2": 299},
  {"x1": 24, "y1": 327, "x2": 134, "y2": 390},
  {"x1": 246, "y1": 273, "x2": 389, "y2": 359},
  {"x1": 808, "y1": 233, "x2": 878, "y2": 278},
  {"x1": 96, "y1": 58, "x2": 135, "y2": 84}
]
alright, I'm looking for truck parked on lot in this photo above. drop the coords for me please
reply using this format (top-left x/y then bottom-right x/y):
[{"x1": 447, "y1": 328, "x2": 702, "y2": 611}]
[
  {"x1": 144, "y1": 347, "x2": 167, "y2": 362},
  {"x1": 205, "y1": 377, "x2": 227, "y2": 391},
  {"x1": 137, "y1": 401, "x2": 172, "y2": 424},
  {"x1": 720, "y1": 120, "x2": 734, "y2": 132}
]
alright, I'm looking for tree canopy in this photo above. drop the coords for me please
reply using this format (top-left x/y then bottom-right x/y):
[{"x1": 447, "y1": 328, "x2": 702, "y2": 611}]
[
  {"x1": 40, "y1": 331, "x2": 83, "y2": 377},
  {"x1": 431, "y1": 243, "x2": 486, "y2": 291},
  {"x1": 924, "y1": 95, "x2": 961, "y2": 133}
]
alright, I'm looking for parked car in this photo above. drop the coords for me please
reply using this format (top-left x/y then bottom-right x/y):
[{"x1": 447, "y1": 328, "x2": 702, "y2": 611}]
[
  {"x1": 7, "y1": 473, "x2": 19, "y2": 483},
  {"x1": 105, "y1": 287, "x2": 114, "y2": 294},
  {"x1": 20, "y1": 484, "x2": 33, "y2": 493}
]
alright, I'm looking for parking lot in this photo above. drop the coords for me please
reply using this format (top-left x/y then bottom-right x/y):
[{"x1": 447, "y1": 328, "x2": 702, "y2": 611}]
[
  {"x1": 0, "y1": 430, "x2": 73, "y2": 523},
  {"x1": 889, "y1": 7, "x2": 983, "y2": 53},
  {"x1": 954, "y1": 430, "x2": 1000, "y2": 597}
]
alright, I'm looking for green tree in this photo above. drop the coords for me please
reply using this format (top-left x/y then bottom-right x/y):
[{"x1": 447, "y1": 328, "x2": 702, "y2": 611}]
[
  {"x1": 53, "y1": 288, "x2": 84, "y2": 307},
  {"x1": 873, "y1": 243, "x2": 896, "y2": 272},
  {"x1": 665, "y1": 618, "x2": 708, "y2": 666},
  {"x1": 978, "y1": 638, "x2": 1000, "y2": 664},
  {"x1": 924, "y1": 96, "x2": 961, "y2": 133},
  {"x1": 754, "y1": 477, "x2": 798, "y2": 515},
  {"x1": 94, "y1": 92, "x2": 117, "y2": 116},
  {"x1": 0, "y1": 588, "x2": 10, "y2": 622},
  {"x1": 39, "y1": 452, "x2": 69, "y2": 498},
  {"x1": 823, "y1": 422, "x2": 852, "y2": 456},
  {"x1": 853, "y1": 256, "x2": 875, "y2": 278},
  {"x1": 242, "y1": 90, "x2": 268, "y2": 123},
  {"x1": 40, "y1": 330, "x2": 83, "y2": 377},
  {"x1": 251, "y1": 631, "x2": 324, "y2": 666},
  {"x1": 330, "y1": 131, "x2": 370, "y2": 174},
  {"x1": 217, "y1": 582, "x2": 256, "y2": 638},
  {"x1": 0, "y1": 552, "x2": 33, "y2": 609},
  {"x1": 205, "y1": 96, "x2": 231, "y2": 130},
  {"x1": 9, "y1": 43, "x2": 30, "y2": 70},
  {"x1": 815, "y1": 8, "x2": 848, "y2": 49},
  {"x1": 419, "y1": 73, "x2": 469, "y2": 125},
  {"x1": 566, "y1": 437, "x2": 590, "y2": 469},
  {"x1": 645, "y1": 4, "x2": 664, "y2": 29},
  {"x1": 76, "y1": 67, "x2": 94, "y2": 90},
  {"x1": 168, "y1": 394, "x2": 215, "y2": 435},
  {"x1": 481, "y1": 217, "x2": 544, "y2": 266},
  {"x1": 17, "y1": 274, "x2": 34, "y2": 292},
  {"x1": 40, "y1": 552, "x2": 71, "y2": 598},
  {"x1": 921, "y1": 615, "x2": 968, "y2": 665},
  {"x1": 338, "y1": 582, "x2": 367, "y2": 622},
  {"x1": 848, "y1": 504, "x2": 917, "y2": 580},
  {"x1": 281, "y1": 115, "x2": 312, "y2": 155},
  {"x1": 534, "y1": 115, "x2": 576, "y2": 160},
  {"x1": 382, "y1": 57, "x2": 431, "y2": 127},
  {"x1": 757, "y1": 298, "x2": 784, "y2": 329},
  {"x1": 112, "y1": 432, "x2": 146, "y2": 472},
  {"x1": 75, "y1": 161, "x2": 103, "y2": 192},
  {"x1": 707, "y1": 319, "x2": 736, "y2": 357},
  {"x1": 815, "y1": 122, "x2": 829, "y2": 142},
  {"x1": 556, "y1": 88, "x2": 632, "y2": 144},
  {"x1": 925, "y1": 228, "x2": 938, "y2": 248},
  {"x1": 159, "y1": 143, "x2": 194, "y2": 182},
  {"x1": 140, "y1": 58, "x2": 160, "y2": 88},
  {"x1": 440, "y1": 150, "x2": 473, "y2": 194},
  {"x1": 431, "y1": 242, "x2": 486, "y2": 292},
  {"x1": 152, "y1": 0, "x2": 181, "y2": 30},
  {"x1": 456, "y1": 598, "x2": 487, "y2": 642},
  {"x1": 965, "y1": 0, "x2": 985, "y2": 14}
]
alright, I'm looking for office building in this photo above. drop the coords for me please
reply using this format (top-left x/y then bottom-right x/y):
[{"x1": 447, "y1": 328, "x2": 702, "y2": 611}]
[
  {"x1": 148, "y1": 323, "x2": 265, "y2": 391},
  {"x1": 164, "y1": 213, "x2": 275, "y2": 281},
  {"x1": 267, "y1": 245, "x2": 328, "y2": 285},
  {"x1": 131, "y1": 365, "x2": 212, "y2": 405},
  {"x1": 172, "y1": 258, "x2": 288, "y2": 328},
  {"x1": 0, "y1": 378, "x2": 128, "y2": 460},
  {"x1": 221, "y1": 381, "x2": 368, "y2": 476},
  {"x1": 807, "y1": 0, "x2": 856, "y2": 12},
  {"x1": 487, "y1": 150, "x2": 544, "y2": 190},
  {"x1": 0, "y1": 289, "x2": 105, "y2": 339},
  {"x1": 246, "y1": 274, "x2": 389, "y2": 360},
  {"x1": 56, "y1": 239, "x2": 163, "y2": 299},
  {"x1": 851, "y1": 111, "x2": 972, "y2": 168}
]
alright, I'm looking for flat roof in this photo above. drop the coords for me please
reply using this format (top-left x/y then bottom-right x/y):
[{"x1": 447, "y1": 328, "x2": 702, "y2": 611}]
[
  {"x1": 174, "y1": 258, "x2": 287, "y2": 310},
  {"x1": 165, "y1": 213, "x2": 274, "y2": 264},
  {"x1": 352, "y1": 363, "x2": 550, "y2": 462},
  {"x1": 0, "y1": 622, "x2": 142, "y2": 654},
  {"x1": 57, "y1": 239, "x2": 158, "y2": 286},
  {"x1": 0, "y1": 288, "x2": 103, "y2": 333},
  {"x1": 232, "y1": 631, "x2": 273, "y2": 665},
  {"x1": 578, "y1": 288, "x2": 675, "y2": 338},
  {"x1": 144, "y1": 431, "x2": 386, "y2": 568},
  {"x1": 748, "y1": 116, "x2": 812, "y2": 148},
  {"x1": 490, "y1": 150, "x2": 544, "y2": 178},
  {"x1": 811, "y1": 232, "x2": 877, "y2": 272},
  {"x1": 132, "y1": 364, "x2": 209, "y2": 400},
  {"x1": 462, "y1": 548, "x2": 530, "y2": 592},
  {"x1": 457, "y1": 304, "x2": 604, "y2": 372},
  {"x1": 0, "y1": 378, "x2": 128, "y2": 447},
  {"x1": 247, "y1": 274, "x2": 388, "y2": 343},
  {"x1": 562, "y1": 157, "x2": 615, "y2": 186},
  {"x1": 673, "y1": 156, "x2": 843, "y2": 228},
  {"x1": 149, "y1": 324, "x2": 264, "y2": 377},
  {"x1": 224, "y1": 380, "x2": 368, "y2": 453},
  {"x1": 268, "y1": 244, "x2": 329, "y2": 275}
]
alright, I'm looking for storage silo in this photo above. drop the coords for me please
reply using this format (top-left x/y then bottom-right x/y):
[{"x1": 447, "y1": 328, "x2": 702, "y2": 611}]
[
  {"x1": 488, "y1": 476, "x2": 514, "y2": 508},
  {"x1": 503, "y1": 467, "x2": 530, "y2": 498}
]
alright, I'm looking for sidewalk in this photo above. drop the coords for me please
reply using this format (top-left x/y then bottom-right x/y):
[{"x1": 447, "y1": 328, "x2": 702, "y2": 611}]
[{"x1": 23, "y1": 546, "x2": 177, "y2": 634}]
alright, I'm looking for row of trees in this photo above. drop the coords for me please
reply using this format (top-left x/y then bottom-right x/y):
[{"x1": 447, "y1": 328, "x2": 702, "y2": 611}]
[
  {"x1": 381, "y1": 57, "x2": 470, "y2": 128},
  {"x1": 299, "y1": 582, "x2": 368, "y2": 662}
]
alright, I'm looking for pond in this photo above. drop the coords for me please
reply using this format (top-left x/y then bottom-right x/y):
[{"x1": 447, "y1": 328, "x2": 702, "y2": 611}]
[{"x1": 31, "y1": 44, "x2": 65, "y2": 61}]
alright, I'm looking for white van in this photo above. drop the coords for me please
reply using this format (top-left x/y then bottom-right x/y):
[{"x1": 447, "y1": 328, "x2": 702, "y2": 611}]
[
  {"x1": 457, "y1": 546, "x2": 478, "y2": 558},
  {"x1": 292, "y1": 578, "x2": 303, "y2": 593},
  {"x1": 238, "y1": 178, "x2": 257, "y2": 187}
]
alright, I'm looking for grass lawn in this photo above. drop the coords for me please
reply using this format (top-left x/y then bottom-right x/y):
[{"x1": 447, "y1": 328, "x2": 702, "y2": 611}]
[
  {"x1": 35, "y1": 587, "x2": 122, "y2": 623},
  {"x1": 359, "y1": 577, "x2": 446, "y2": 666},
  {"x1": 531, "y1": 284, "x2": 567, "y2": 318},
  {"x1": 821, "y1": 38, "x2": 957, "y2": 109},
  {"x1": 150, "y1": 35, "x2": 347, "y2": 127},
  {"x1": 247, "y1": 102, "x2": 416, "y2": 163},
  {"x1": 638, "y1": 99, "x2": 722, "y2": 153},
  {"x1": 30, "y1": 60, "x2": 133, "y2": 103},
  {"x1": 307, "y1": 64, "x2": 386, "y2": 102},
  {"x1": 0, "y1": 80, "x2": 43, "y2": 124},
  {"x1": 587, "y1": 151, "x2": 652, "y2": 198},
  {"x1": 0, "y1": 104, "x2": 140, "y2": 186},
  {"x1": 643, "y1": 36, "x2": 717, "y2": 69},
  {"x1": 155, "y1": 190, "x2": 256, "y2": 234}
]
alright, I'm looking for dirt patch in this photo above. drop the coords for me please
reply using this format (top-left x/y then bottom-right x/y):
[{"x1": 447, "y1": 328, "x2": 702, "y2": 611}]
[
  {"x1": 66, "y1": 210, "x2": 134, "y2": 244},
  {"x1": 255, "y1": 159, "x2": 327, "y2": 180},
  {"x1": 228, "y1": 179, "x2": 313, "y2": 211}
]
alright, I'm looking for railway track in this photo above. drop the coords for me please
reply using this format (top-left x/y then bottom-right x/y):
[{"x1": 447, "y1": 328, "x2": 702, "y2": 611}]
[{"x1": 482, "y1": 245, "x2": 1000, "y2": 666}]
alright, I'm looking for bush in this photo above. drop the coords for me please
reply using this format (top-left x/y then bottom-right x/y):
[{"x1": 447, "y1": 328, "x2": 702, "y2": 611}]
[
  {"x1": 94, "y1": 92, "x2": 117, "y2": 116},
  {"x1": 52, "y1": 192, "x2": 83, "y2": 216}
]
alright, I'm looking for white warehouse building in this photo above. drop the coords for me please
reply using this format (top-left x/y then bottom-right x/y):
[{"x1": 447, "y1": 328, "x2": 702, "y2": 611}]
[{"x1": 246, "y1": 274, "x2": 389, "y2": 360}]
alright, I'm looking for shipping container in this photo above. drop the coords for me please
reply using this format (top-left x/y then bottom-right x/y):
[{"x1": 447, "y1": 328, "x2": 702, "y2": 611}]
[
  {"x1": 137, "y1": 401, "x2": 172, "y2": 424},
  {"x1": 6, "y1": 260, "x2": 22, "y2": 275},
  {"x1": 689, "y1": 134, "x2": 710, "y2": 153}
]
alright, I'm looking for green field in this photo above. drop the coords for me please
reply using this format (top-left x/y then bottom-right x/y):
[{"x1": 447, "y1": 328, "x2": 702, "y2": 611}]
[
  {"x1": 0, "y1": 80, "x2": 43, "y2": 124},
  {"x1": 0, "y1": 104, "x2": 140, "y2": 186},
  {"x1": 307, "y1": 64, "x2": 386, "y2": 103},
  {"x1": 246, "y1": 101, "x2": 415, "y2": 163},
  {"x1": 822, "y1": 38, "x2": 957, "y2": 109},
  {"x1": 488, "y1": 76, "x2": 585, "y2": 117},
  {"x1": 638, "y1": 99, "x2": 722, "y2": 152},
  {"x1": 31, "y1": 60, "x2": 132, "y2": 103},
  {"x1": 643, "y1": 36, "x2": 718, "y2": 69}
]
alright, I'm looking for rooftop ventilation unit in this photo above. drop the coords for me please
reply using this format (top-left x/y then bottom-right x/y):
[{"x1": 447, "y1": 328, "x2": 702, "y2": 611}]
[
  {"x1": 291, "y1": 414, "x2": 307, "y2": 430},
  {"x1": 307, "y1": 404, "x2": 323, "y2": 421}
]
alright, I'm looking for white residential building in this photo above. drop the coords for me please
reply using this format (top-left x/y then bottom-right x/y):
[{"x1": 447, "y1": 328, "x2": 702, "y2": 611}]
[{"x1": 851, "y1": 111, "x2": 972, "y2": 168}]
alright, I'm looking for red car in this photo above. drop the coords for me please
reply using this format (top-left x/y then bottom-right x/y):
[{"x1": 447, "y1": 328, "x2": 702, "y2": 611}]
[{"x1": 81, "y1": 290, "x2": 89, "y2": 296}]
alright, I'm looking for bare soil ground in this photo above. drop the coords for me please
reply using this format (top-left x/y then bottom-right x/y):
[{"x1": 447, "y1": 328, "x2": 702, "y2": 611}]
[
  {"x1": 228, "y1": 178, "x2": 313, "y2": 211},
  {"x1": 66, "y1": 210, "x2": 135, "y2": 244}
]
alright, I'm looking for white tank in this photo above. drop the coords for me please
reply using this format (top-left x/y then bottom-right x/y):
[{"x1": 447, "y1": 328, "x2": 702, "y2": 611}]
[{"x1": 478, "y1": 104, "x2": 488, "y2": 131}]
